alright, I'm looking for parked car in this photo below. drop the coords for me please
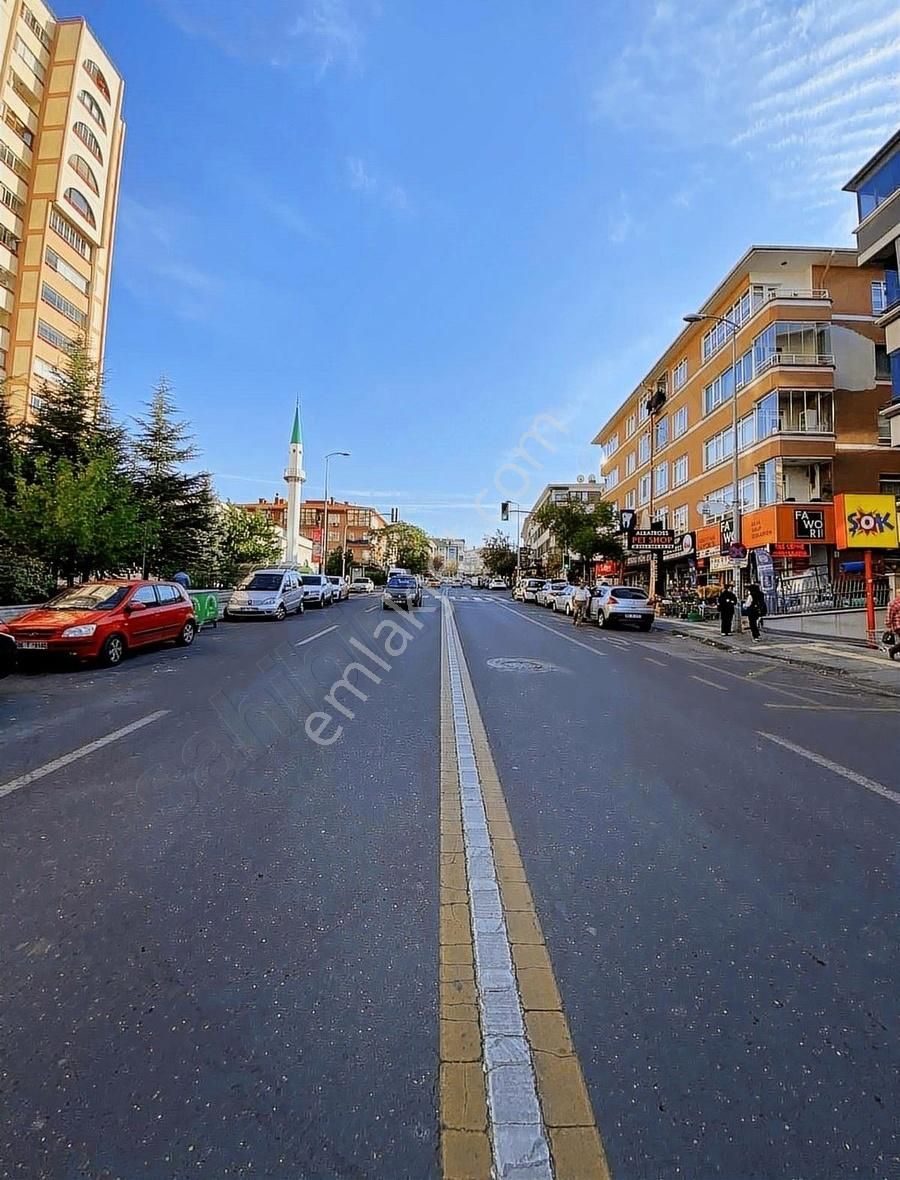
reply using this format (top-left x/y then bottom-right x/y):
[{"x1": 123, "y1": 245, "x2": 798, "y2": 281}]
[
  {"x1": 0, "y1": 622, "x2": 15, "y2": 678},
  {"x1": 515, "y1": 578, "x2": 545, "y2": 603},
  {"x1": 327, "y1": 575, "x2": 350, "y2": 601},
  {"x1": 544, "y1": 581, "x2": 571, "y2": 609},
  {"x1": 537, "y1": 580, "x2": 568, "y2": 607},
  {"x1": 552, "y1": 585, "x2": 577, "y2": 615},
  {"x1": 225, "y1": 568, "x2": 304, "y2": 620},
  {"x1": 6, "y1": 580, "x2": 197, "y2": 667},
  {"x1": 299, "y1": 574, "x2": 334, "y2": 608},
  {"x1": 382, "y1": 575, "x2": 422, "y2": 610},
  {"x1": 488, "y1": 577, "x2": 507, "y2": 590},
  {"x1": 588, "y1": 584, "x2": 655, "y2": 631},
  {"x1": 350, "y1": 577, "x2": 375, "y2": 594}
]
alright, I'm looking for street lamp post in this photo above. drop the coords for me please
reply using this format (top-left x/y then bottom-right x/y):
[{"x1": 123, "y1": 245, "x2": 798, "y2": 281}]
[
  {"x1": 684, "y1": 312, "x2": 742, "y2": 630},
  {"x1": 321, "y1": 450, "x2": 350, "y2": 575}
]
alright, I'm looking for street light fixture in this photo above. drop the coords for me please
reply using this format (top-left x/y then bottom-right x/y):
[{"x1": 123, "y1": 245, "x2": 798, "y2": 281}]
[
  {"x1": 684, "y1": 311, "x2": 743, "y2": 630},
  {"x1": 322, "y1": 450, "x2": 350, "y2": 575}
]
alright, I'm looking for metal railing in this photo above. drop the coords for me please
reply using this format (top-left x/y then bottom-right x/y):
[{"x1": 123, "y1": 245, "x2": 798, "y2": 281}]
[
  {"x1": 756, "y1": 288, "x2": 830, "y2": 305},
  {"x1": 768, "y1": 577, "x2": 889, "y2": 616},
  {"x1": 755, "y1": 352, "x2": 835, "y2": 374}
]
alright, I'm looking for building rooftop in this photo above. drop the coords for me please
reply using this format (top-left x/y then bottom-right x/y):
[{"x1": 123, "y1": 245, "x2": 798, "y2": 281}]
[{"x1": 843, "y1": 129, "x2": 900, "y2": 192}]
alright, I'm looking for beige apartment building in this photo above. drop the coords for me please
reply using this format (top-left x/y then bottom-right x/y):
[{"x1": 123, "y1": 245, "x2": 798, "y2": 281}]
[
  {"x1": 522, "y1": 478, "x2": 605, "y2": 574},
  {"x1": 0, "y1": 1, "x2": 124, "y2": 424},
  {"x1": 592, "y1": 246, "x2": 900, "y2": 590}
]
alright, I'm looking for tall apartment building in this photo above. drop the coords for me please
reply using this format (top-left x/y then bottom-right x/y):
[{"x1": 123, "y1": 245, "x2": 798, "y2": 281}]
[
  {"x1": 299, "y1": 499, "x2": 388, "y2": 569},
  {"x1": 592, "y1": 246, "x2": 900, "y2": 589},
  {"x1": 0, "y1": 1, "x2": 124, "y2": 424},
  {"x1": 522, "y1": 479, "x2": 604, "y2": 574},
  {"x1": 844, "y1": 129, "x2": 900, "y2": 448}
]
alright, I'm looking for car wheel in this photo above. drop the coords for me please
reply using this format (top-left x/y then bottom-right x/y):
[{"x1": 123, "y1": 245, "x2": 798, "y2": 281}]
[
  {"x1": 596, "y1": 610, "x2": 607, "y2": 629},
  {"x1": 274, "y1": 603, "x2": 287, "y2": 621},
  {"x1": 176, "y1": 619, "x2": 197, "y2": 646},
  {"x1": 99, "y1": 632, "x2": 126, "y2": 667}
]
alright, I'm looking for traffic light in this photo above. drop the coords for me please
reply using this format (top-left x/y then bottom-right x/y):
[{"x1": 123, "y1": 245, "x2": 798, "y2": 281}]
[
  {"x1": 390, "y1": 507, "x2": 399, "y2": 523},
  {"x1": 500, "y1": 501, "x2": 509, "y2": 521}
]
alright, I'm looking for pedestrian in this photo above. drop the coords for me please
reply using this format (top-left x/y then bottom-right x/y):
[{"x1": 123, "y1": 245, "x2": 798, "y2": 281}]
[
  {"x1": 744, "y1": 581, "x2": 767, "y2": 641},
  {"x1": 884, "y1": 588, "x2": 900, "y2": 661},
  {"x1": 717, "y1": 586, "x2": 738, "y2": 635},
  {"x1": 572, "y1": 578, "x2": 590, "y2": 627},
  {"x1": 172, "y1": 571, "x2": 191, "y2": 589}
]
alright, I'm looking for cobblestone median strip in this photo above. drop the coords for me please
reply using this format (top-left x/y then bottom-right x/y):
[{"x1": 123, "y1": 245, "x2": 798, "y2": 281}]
[{"x1": 441, "y1": 599, "x2": 611, "y2": 1180}]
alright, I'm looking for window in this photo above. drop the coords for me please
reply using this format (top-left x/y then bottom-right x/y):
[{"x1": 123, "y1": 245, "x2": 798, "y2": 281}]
[
  {"x1": 604, "y1": 433, "x2": 619, "y2": 457},
  {"x1": 655, "y1": 415, "x2": 668, "y2": 449},
  {"x1": 73, "y1": 121, "x2": 102, "y2": 163},
  {"x1": 638, "y1": 474, "x2": 651, "y2": 505},
  {"x1": 653, "y1": 506, "x2": 669, "y2": 528},
  {"x1": 83, "y1": 60, "x2": 111, "y2": 102},
  {"x1": 672, "y1": 454, "x2": 688, "y2": 487},
  {"x1": 758, "y1": 459, "x2": 776, "y2": 507},
  {"x1": 672, "y1": 406, "x2": 688, "y2": 438},
  {"x1": 133, "y1": 585, "x2": 158, "y2": 606},
  {"x1": 737, "y1": 412, "x2": 755, "y2": 450},
  {"x1": 638, "y1": 433, "x2": 650, "y2": 464},
  {"x1": 639, "y1": 399, "x2": 649, "y2": 423},
  {"x1": 78, "y1": 90, "x2": 106, "y2": 132},
  {"x1": 625, "y1": 451, "x2": 636, "y2": 476},
  {"x1": 0, "y1": 266, "x2": 13, "y2": 291},
  {"x1": 703, "y1": 425, "x2": 734, "y2": 469},
  {"x1": 673, "y1": 358, "x2": 688, "y2": 390},
  {"x1": 605, "y1": 466, "x2": 619, "y2": 490},
  {"x1": 29, "y1": 391, "x2": 43, "y2": 411},
  {"x1": 700, "y1": 292, "x2": 755, "y2": 361},
  {"x1": 14, "y1": 34, "x2": 44, "y2": 83},
  {"x1": 21, "y1": 5, "x2": 52, "y2": 51},
  {"x1": 0, "y1": 139, "x2": 28, "y2": 180},
  {"x1": 45, "y1": 246, "x2": 89, "y2": 294},
  {"x1": 9, "y1": 70, "x2": 40, "y2": 112},
  {"x1": 753, "y1": 320, "x2": 832, "y2": 370},
  {"x1": 855, "y1": 152, "x2": 900, "y2": 220},
  {"x1": 880, "y1": 475, "x2": 900, "y2": 500},
  {"x1": 37, "y1": 318, "x2": 74, "y2": 350},
  {"x1": 157, "y1": 584, "x2": 180, "y2": 604},
  {"x1": 626, "y1": 413, "x2": 636, "y2": 437},
  {"x1": 33, "y1": 355, "x2": 62, "y2": 383},
  {"x1": 50, "y1": 209, "x2": 91, "y2": 259},
  {"x1": 625, "y1": 489, "x2": 636, "y2": 509},
  {"x1": 63, "y1": 186, "x2": 96, "y2": 227},
  {"x1": 41, "y1": 281, "x2": 86, "y2": 326},
  {"x1": 739, "y1": 474, "x2": 757, "y2": 511},
  {"x1": 734, "y1": 349, "x2": 753, "y2": 389},
  {"x1": 872, "y1": 281, "x2": 887, "y2": 315},
  {"x1": 653, "y1": 462, "x2": 668, "y2": 495},
  {"x1": 3, "y1": 103, "x2": 34, "y2": 147},
  {"x1": 878, "y1": 412, "x2": 892, "y2": 444},
  {"x1": 68, "y1": 152, "x2": 99, "y2": 194},
  {"x1": 704, "y1": 366, "x2": 734, "y2": 415},
  {"x1": 876, "y1": 344, "x2": 891, "y2": 380},
  {"x1": 0, "y1": 181, "x2": 23, "y2": 217},
  {"x1": 0, "y1": 222, "x2": 20, "y2": 255},
  {"x1": 673, "y1": 504, "x2": 688, "y2": 534}
]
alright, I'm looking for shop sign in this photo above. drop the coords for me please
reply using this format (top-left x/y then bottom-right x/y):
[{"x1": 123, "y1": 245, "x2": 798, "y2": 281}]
[
  {"x1": 710, "y1": 554, "x2": 748, "y2": 572},
  {"x1": 743, "y1": 509, "x2": 777, "y2": 547},
  {"x1": 754, "y1": 547, "x2": 776, "y2": 591},
  {"x1": 595, "y1": 559, "x2": 618, "y2": 576},
  {"x1": 695, "y1": 523, "x2": 721, "y2": 557},
  {"x1": 720, "y1": 518, "x2": 736, "y2": 553},
  {"x1": 625, "y1": 553, "x2": 650, "y2": 567},
  {"x1": 771, "y1": 542, "x2": 808, "y2": 558},
  {"x1": 629, "y1": 528, "x2": 675, "y2": 551},
  {"x1": 794, "y1": 508, "x2": 826, "y2": 541},
  {"x1": 663, "y1": 532, "x2": 695, "y2": 562},
  {"x1": 833, "y1": 493, "x2": 898, "y2": 549}
]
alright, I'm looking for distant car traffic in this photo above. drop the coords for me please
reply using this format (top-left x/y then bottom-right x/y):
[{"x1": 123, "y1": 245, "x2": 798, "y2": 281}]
[
  {"x1": 488, "y1": 577, "x2": 507, "y2": 590},
  {"x1": 382, "y1": 575, "x2": 422, "y2": 610},
  {"x1": 299, "y1": 574, "x2": 334, "y2": 608},
  {"x1": 350, "y1": 577, "x2": 375, "y2": 594},
  {"x1": 0, "y1": 622, "x2": 15, "y2": 678},
  {"x1": 327, "y1": 575, "x2": 350, "y2": 601},
  {"x1": 6, "y1": 580, "x2": 197, "y2": 667},
  {"x1": 588, "y1": 584, "x2": 654, "y2": 631},
  {"x1": 225, "y1": 568, "x2": 304, "y2": 620}
]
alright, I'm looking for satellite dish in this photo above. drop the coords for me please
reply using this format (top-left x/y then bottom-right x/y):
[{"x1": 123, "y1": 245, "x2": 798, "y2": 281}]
[
  {"x1": 587, "y1": 474, "x2": 597, "y2": 483},
  {"x1": 698, "y1": 499, "x2": 729, "y2": 516},
  {"x1": 576, "y1": 474, "x2": 586, "y2": 483}
]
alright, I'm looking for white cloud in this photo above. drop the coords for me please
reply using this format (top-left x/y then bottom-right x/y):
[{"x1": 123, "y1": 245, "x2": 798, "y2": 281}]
[{"x1": 346, "y1": 156, "x2": 411, "y2": 213}]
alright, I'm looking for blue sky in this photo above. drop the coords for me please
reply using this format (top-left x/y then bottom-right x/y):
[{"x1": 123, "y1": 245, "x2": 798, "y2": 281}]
[{"x1": 56, "y1": 0, "x2": 900, "y2": 543}]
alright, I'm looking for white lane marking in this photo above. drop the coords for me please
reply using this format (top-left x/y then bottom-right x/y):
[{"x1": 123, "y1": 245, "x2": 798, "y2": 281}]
[
  {"x1": 644, "y1": 656, "x2": 667, "y2": 667},
  {"x1": 691, "y1": 675, "x2": 728, "y2": 690},
  {"x1": 443, "y1": 600, "x2": 553, "y2": 1177},
  {"x1": 764, "y1": 703, "x2": 900, "y2": 712},
  {"x1": 295, "y1": 625, "x2": 339, "y2": 645},
  {"x1": 685, "y1": 659, "x2": 821, "y2": 705},
  {"x1": 759, "y1": 732, "x2": 900, "y2": 806},
  {"x1": 365, "y1": 605, "x2": 380, "y2": 612},
  {"x1": 0, "y1": 710, "x2": 170, "y2": 801},
  {"x1": 493, "y1": 600, "x2": 605, "y2": 657}
]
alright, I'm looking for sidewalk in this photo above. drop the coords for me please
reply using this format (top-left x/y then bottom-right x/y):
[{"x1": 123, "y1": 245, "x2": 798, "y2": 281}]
[{"x1": 654, "y1": 616, "x2": 900, "y2": 697}]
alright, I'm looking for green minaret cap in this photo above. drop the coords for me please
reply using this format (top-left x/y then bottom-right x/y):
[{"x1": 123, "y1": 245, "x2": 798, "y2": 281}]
[{"x1": 290, "y1": 403, "x2": 302, "y2": 446}]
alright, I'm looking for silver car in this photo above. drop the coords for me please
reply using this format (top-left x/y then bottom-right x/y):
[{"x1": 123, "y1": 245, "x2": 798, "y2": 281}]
[
  {"x1": 588, "y1": 584, "x2": 654, "y2": 631},
  {"x1": 538, "y1": 580, "x2": 568, "y2": 607},
  {"x1": 300, "y1": 574, "x2": 334, "y2": 608},
  {"x1": 552, "y1": 585, "x2": 577, "y2": 614},
  {"x1": 327, "y1": 575, "x2": 350, "y2": 601},
  {"x1": 225, "y1": 568, "x2": 304, "y2": 620}
]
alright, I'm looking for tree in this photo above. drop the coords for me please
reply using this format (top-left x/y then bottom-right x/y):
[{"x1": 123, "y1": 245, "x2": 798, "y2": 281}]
[
  {"x1": 375, "y1": 521, "x2": 432, "y2": 574},
  {"x1": 25, "y1": 339, "x2": 100, "y2": 469},
  {"x1": 216, "y1": 503, "x2": 282, "y2": 581},
  {"x1": 0, "y1": 388, "x2": 18, "y2": 507},
  {"x1": 325, "y1": 546, "x2": 353, "y2": 576},
  {"x1": 431, "y1": 554, "x2": 444, "y2": 574},
  {"x1": 533, "y1": 499, "x2": 623, "y2": 578},
  {"x1": 481, "y1": 530, "x2": 517, "y2": 579},
  {"x1": 132, "y1": 378, "x2": 217, "y2": 578}
]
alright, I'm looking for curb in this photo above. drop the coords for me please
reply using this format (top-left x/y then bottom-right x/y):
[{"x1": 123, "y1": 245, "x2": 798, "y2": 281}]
[{"x1": 656, "y1": 621, "x2": 900, "y2": 700}]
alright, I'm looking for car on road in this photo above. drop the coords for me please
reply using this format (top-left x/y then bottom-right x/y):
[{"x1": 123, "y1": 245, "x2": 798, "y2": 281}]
[
  {"x1": 382, "y1": 575, "x2": 422, "y2": 610},
  {"x1": 0, "y1": 622, "x2": 15, "y2": 678},
  {"x1": 299, "y1": 574, "x2": 334, "y2": 608},
  {"x1": 6, "y1": 580, "x2": 197, "y2": 667},
  {"x1": 588, "y1": 584, "x2": 655, "y2": 631},
  {"x1": 537, "y1": 579, "x2": 568, "y2": 607},
  {"x1": 514, "y1": 578, "x2": 544, "y2": 603},
  {"x1": 225, "y1": 568, "x2": 304, "y2": 620},
  {"x1": 327, "y1": 575, "x2": 350, "y2": 601},
  {"x1": 552, "y1": 585, "x2": 577, "y2": 614},
  {"x1": 349, "y1": 577, "x2": 375, "y2": 594},
  {"x1": 488, "y1": 577, "x2": 507, "y2": 590}
]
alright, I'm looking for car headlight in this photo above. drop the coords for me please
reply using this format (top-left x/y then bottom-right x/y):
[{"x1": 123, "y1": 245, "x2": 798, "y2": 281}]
[
  {"x1": 261, "y1": 597, "x2": 276, "y2": 605},
  {"x1": 61, "y1": 624, "x2": 97, "y2": 638}
]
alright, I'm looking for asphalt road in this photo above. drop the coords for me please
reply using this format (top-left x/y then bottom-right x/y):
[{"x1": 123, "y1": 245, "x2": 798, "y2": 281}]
[{"x1": 1, "y1": 589, "x2": 897, "y2": 1178}]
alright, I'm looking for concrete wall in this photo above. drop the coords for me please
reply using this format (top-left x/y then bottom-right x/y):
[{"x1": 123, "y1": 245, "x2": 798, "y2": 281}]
[{"x1": 765, "y1": 608, "x2": 872, "y2": 642}]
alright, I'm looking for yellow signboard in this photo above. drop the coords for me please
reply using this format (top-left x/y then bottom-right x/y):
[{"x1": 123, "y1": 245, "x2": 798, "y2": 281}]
[{"x1": 833, "y1": 494, "x2": 898, "y2": 549}]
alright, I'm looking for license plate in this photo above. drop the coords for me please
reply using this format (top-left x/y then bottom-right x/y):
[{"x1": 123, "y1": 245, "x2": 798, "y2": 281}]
[
  {"x1": 624, "y1": 613, "x2": 642, "y2": 620},
  {"x1": 18, "y1": 640, "x2": 48, "y2": 650}
]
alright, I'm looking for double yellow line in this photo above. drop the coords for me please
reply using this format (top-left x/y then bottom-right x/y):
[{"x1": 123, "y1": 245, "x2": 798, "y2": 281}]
[{"x1": 438, "y1": 598, "x2": 610, "y2": 1179}]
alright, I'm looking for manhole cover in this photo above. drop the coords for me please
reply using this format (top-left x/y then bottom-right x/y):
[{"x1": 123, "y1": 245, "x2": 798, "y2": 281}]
[{"x1": 487, "y1": 657, "x2": 557, "y2": 673}]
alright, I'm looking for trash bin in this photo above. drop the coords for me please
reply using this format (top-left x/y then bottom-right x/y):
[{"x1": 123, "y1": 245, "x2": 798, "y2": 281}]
[{"x1": 189, "y1": 591, "x2": 220, "y2": 629}]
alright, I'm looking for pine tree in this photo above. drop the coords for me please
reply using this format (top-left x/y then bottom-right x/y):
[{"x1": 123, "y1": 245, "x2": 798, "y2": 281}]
[
  {"x1": 0, "y1": 386, "x2": 18, "y2": 507},
  {"x1": 132, "y1": 378, "x2": 217, "y2": 578},
  {"x1": 25, "y1": 339, "x2": 100, "y2": 468}
]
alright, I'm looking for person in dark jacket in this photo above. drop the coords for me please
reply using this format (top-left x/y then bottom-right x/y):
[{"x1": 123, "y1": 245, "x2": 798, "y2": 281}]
[
  {"x1": 717, "y1": 587, "x2": 738, "y2": 635},
  {"x1": 745, "y1": 582, "x2": 767, "y2": 641}
]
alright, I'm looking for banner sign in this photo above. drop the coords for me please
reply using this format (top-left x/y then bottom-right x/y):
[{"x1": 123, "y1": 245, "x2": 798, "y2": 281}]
[
  {"x1": 834, "y1": 494, "x2": 898, "y2": 550},
  {"x1": 629, "y1": 528, "x2": 675, "y2": 551},
  {"x1": 695, "y1": 523, "x2": 721, "y2": 558},
  {"x1": 771, "y1": 542, "x2": 808, "y2": 558},
  {"x1": 794, "y1": 508, "x2": 826, "y2": 541}
]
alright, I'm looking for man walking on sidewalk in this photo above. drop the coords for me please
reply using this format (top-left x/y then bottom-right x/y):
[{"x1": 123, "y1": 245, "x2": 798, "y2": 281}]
[
  {"x1": 745, "y1": 582, "x2": 767, "y2": 642},
  {"x1": 717, "y1": 586, "x2": 738, "y2": 636},
  {"x1": 572, "y1": 578, "x2": 590, "y2": 627},
  {"x1": 885, "y1": 589, "x2": 900, "y2": 661}
]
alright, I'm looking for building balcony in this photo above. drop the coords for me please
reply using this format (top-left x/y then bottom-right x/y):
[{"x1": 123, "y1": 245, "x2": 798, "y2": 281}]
[
  {"x1": 756, "y1": 287, "x2": 830, "y2": 306},
  {"x1": 755, "y1": 351, "x2": 835, "y2": 375}
]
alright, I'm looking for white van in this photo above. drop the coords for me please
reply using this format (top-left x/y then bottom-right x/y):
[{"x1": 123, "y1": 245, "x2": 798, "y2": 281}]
[{"x1": 225, "y1": 568, "x2": 304, "y2": 620}]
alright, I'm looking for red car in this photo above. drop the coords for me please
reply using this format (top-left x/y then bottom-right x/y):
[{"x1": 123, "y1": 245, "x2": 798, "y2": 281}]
[
  {"x1": 0, "y1": 621, "x2": 15, "y2": 678},
  {"x1": 7, "y1": 580, "x2": 197, "y2": 668}
]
